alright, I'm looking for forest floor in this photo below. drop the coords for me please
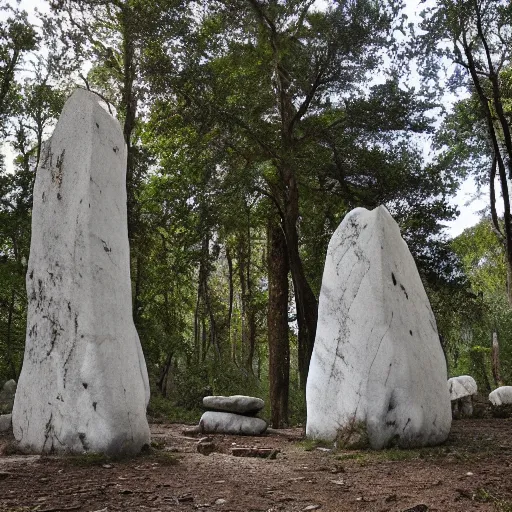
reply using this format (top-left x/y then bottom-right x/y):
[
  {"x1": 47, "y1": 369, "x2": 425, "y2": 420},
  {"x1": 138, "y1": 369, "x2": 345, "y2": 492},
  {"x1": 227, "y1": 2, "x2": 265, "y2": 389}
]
[{"x1": 1, "y1": 416, "x2": 512, "y2": 512}]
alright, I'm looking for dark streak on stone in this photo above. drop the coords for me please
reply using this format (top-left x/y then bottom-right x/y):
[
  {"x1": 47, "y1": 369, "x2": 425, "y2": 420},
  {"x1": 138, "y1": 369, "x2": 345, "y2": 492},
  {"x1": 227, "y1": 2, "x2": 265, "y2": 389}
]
[
  {"x1": 391, "y1": 272, "x2": 397, "y2": 286},
  {"x1": 101, "y1": 239, "x2": 112, "y2": 253},
  {"x1": 82, "y1": 383, "x2": 88, "y2": 389},
  {"x1": 409, "y1": 330, "x2": 413, "y2": 336},
  {"x1": 93, "y1": 402, "x2": 97, "y2": 411},
  {"x1": 78, "y1": 432, "x2": 89, "y2": 451},
  {"x1": 57, "y1": 192, "x2": 62, "y2": 200}
]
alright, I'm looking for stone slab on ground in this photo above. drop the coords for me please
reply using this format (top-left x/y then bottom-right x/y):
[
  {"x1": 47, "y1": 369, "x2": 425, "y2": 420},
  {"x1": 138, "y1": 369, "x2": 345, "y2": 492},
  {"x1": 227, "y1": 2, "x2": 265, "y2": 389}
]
[
  {"x1": 306, "y1": 206, "x2": 451, "y2": 449},
  {"x1": 203, "y1": 395, "x2": 264, "y2": 415},
  {"x1": 12, "y1": 89, "x2": 150, "y2": 456},
  {"x1": 199, "y1": 411, "x2": 267, "y2": 435}
]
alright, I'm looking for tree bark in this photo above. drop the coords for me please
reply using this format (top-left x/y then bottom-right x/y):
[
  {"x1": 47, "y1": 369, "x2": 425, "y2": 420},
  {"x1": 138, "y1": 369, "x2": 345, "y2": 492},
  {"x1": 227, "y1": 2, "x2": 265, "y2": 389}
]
[
  {"x1": 5, "y1": 288, "x2": 18, "y2": 380},
  {"x1": 267, "y1": 215, "x2": 290, "y2": 428},
  {"x1": 491, "y1": 330, "x2": 503, "y2": 388}
]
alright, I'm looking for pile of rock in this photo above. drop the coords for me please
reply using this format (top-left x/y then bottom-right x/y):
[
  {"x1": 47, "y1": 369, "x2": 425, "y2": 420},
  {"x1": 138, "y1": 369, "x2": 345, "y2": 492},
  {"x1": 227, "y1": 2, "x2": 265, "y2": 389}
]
[
  {"x1": 448, "y1": 375, "x2": 477, "y2": 418},
  {"x1": 199, "y1": 395, "x2": 267, "y2": 435}
]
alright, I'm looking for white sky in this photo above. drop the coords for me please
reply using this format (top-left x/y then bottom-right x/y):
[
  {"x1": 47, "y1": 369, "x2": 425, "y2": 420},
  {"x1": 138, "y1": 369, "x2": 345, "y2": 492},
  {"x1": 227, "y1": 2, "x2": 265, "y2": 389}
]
[{"x1": 0, "y1": 0, "x2": 489, "y2": 239}]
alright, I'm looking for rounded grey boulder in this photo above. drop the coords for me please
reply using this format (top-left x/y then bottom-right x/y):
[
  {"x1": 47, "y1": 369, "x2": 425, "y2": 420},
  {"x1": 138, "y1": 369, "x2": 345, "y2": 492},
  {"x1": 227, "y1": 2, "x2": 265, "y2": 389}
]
[
  {"x1": 203, "y1": 395, "x2": 264, "y2": 415},
  {"x1": 199, "y1": 411, "x2": 267, "y2": 435}
]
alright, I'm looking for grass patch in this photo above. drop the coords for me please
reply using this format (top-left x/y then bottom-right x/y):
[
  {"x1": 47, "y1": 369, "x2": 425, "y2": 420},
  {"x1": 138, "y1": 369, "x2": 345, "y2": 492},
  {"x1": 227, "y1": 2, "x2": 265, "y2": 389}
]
[
  {"x1": 66, "y1": 444, "x2": 179, "y2": 467},
  {"x1": 475, "y1": 488, "x2": 512, "y2": 512},
  {"x1": 298, "y1": 439, "x2": 333, "y2": 452},
  {"x1": 66, "y1": 452, "x2": 114, "y2": 466},
  {"x1": 151, "y1": 450, "x2": 180, "y2": 465},
  {"x1": 335, "y1": 452, "x2": 369, "y2": 462}
]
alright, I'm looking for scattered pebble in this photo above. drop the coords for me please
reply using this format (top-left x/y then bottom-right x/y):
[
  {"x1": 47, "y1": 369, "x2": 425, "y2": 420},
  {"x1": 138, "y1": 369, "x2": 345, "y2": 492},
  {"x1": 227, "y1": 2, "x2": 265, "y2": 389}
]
[
  {"x1": 215, "y1": 498, "x2": 227, "y2": 505},
  {"x1": 466, "y1": 472, "x2": 474, "y2": 476},
  {"x1": 303, "y1": 506, "x2": 321, "y2": 511}
]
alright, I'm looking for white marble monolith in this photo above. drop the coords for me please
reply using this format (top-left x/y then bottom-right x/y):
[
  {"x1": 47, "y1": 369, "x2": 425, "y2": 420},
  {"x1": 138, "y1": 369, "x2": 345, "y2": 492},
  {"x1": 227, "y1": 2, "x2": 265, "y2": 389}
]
[
  {"x1": 12, "y1": 89, "x2": 150, "y2": 455},
  {"x1": 306, "y1": 206, "x2": 451, "y2": 449}
]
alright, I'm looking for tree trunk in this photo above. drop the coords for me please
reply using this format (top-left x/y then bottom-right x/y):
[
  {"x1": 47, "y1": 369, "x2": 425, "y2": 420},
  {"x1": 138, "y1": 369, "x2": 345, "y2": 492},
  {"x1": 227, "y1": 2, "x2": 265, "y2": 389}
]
[
  {"x1": 157, "y1": 352, "x2": 173, "y2": 397},
  {"x1": 491, "y1": 330, "x2": 503, "y2": 388},
  {"x1": 226, "y1": 245, "x2": 236, "y2": 364},
  {"x1": 120, "y1": 6, "x2": 138, "y2": 245},
  {"x1": 5, "y1": 288, "x2": 18, "y2": 380},
  {"x1": 280, "y1": 173, "x2": 318, "y2": 390},
  {"x1": 267, "y1": 215, "x2": 290, "y2": 428}
]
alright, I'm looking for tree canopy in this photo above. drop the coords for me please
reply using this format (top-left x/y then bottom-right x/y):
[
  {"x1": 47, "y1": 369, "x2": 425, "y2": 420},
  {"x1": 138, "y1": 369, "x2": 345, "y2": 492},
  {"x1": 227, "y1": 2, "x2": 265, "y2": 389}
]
[{"x1": 0, "y1": 0, "x2": 505, "y2": 424}]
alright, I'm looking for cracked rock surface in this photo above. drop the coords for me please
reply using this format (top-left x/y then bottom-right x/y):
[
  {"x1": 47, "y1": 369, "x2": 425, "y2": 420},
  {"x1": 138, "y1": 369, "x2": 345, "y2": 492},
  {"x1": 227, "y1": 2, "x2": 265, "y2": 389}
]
[
  {"x1": 12, "y1": 89, "x2": 150, "y2": 455},
  {"x1": 306, "y1": 206, "x2": 451, "y2": 449}
]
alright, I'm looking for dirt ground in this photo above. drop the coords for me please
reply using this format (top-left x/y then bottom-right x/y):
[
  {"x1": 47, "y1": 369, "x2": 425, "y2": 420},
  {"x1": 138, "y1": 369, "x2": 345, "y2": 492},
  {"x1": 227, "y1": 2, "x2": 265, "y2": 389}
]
[{"x1": 1, "y1": 417, "x2": 512, "y2": 512}]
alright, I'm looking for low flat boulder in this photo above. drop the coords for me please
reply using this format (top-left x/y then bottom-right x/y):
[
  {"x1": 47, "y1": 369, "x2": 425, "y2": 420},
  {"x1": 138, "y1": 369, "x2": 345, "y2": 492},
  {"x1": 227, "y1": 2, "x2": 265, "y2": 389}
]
[
  {"x1": 199, "y1": 411, "x2": 267, "y2": 435},
  {"x1": 0, "y1": 414, "x2": 12, "y2": 432},
  {"x1": 203, "y1": 395, "x2": 264, "y2": 415},
  {"x1": 489, "y1": 386, "x2": 512, "y2": 406},
  {"x1": 489, "y1": 386, "x2": 512, "y2": 418}
]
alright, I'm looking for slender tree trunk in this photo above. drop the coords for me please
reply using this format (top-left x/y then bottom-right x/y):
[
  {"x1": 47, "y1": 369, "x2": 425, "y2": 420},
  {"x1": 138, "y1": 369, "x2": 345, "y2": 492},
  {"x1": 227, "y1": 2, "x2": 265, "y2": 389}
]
[
  {"x1": 157, "y1": 352, "x2": 173, "y2": 397},
  {"x1": 120, "y1": 7, "x2": 138, "y2": 244},
  {"x1": 226, "y1": 245, "x2": 236, "y2": 364},
  {"x1": 6, "y1": 288, "x2": 18, "y2": 380},
  {"x1": 245, "y1": 218, "x2": 256, "y2": 373},
  {"x1": 491, "y1": 330, "x2": 503, "y2": 387},
  {"x1": 280, "y1": 168, "x2": 318, "y2": 390},
  {"x1": 463, "y1": 32, "x2": 512, "y2": 306},
  {"x1": 268, "y1": 216, "x2": 290, "y2": 428},
  {"x1": 133, "y1": 252, "x2": 144, "y2": 329}
]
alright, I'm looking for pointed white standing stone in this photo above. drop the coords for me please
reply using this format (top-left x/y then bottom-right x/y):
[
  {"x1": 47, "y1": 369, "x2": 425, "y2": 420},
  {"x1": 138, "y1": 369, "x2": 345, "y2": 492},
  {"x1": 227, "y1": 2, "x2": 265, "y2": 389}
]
[
  {"x1": 306, "y1": 206, "x2": 451, "y2": 449},
  {"x1": 12, "y1": 89, "x2": 150, "y2": 455}
]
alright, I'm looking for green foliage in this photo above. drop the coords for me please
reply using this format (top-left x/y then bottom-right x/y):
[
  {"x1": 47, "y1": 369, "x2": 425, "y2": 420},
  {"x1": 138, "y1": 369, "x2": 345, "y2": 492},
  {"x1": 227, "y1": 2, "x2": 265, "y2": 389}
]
[
  {"x1": 443, "y1": 218, "x2": 512, "y2": 388},
  {"x1": 0, "y1": 0, "x2": 475, "y2": 426}
]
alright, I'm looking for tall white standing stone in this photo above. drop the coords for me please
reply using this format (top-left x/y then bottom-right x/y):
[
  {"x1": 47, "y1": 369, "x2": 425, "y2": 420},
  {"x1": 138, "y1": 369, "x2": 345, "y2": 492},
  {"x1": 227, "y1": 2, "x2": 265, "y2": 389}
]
[
  {"x1": 12, "y1": 89, "x2": 150, "y2": 455},
  {"x1": 306, "y1": 206, "x2": 451, "y2": 449}
]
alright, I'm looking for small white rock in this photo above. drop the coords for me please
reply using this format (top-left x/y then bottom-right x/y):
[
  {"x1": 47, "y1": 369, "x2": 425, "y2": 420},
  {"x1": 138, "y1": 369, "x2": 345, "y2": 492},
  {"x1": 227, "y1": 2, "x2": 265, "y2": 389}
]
[{"x1": 489, "y1": 386, "x2": 512, "y2": 406}]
